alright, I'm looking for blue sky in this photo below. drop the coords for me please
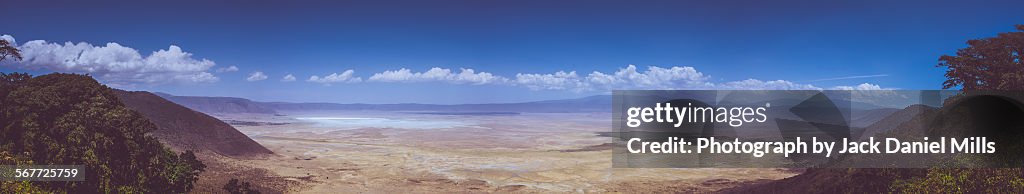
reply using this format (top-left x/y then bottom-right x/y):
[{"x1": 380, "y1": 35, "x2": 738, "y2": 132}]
[{"x1": 1, "y1": 0, "x2": 1022, "y2": 104}]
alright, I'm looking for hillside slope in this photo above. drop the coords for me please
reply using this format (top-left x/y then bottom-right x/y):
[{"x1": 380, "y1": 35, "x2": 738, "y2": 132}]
[{"x1": 116, "y1": 90, "x2": 272, "y2": 157}]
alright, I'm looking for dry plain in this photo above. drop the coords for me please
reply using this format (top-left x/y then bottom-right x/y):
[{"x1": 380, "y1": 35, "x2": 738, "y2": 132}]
[{"x1": 213, "y1": 111, "x2": 796, "y2": 193}]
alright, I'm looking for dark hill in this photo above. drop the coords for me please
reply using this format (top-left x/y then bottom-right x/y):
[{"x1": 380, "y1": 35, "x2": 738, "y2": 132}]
[{"x1": 116, "y1": 90, "x2": 272, "y2": 157}]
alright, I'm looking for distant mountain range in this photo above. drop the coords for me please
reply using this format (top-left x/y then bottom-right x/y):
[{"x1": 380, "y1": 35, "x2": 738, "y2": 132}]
[
  {"x1": 154, "y1": 92, "x2": 277, "y2": 114},
  {"x1": 155, "y1": 91, "x2": 909, "y2": 120}
]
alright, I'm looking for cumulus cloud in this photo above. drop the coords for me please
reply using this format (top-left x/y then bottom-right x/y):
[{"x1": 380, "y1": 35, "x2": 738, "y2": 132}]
[
  {"x1": 591, "y1": 65, "x2": 712, "y2": 90},
  {"x1": 216, "y1": 65, "x2": 239, "y2": 73},
  {"x1": 507, "y1": 65, "x2": 894, "y2": 91},
  {"x1": 631, "y1": 65, "x2": 708, "y2": 87},
  {"x1": 308, "y1": 70, "x2": 362, "y2": 85},
  {"x1": 0, "y1": 35, "x2": 220, "y2": 86},
  {"x1": 368, "y1": 67, "x2": 507, "y2": 85},
  {"x1": 281, "y1": 74, "x2": 296, "y2": 82},
  {"x1": 246, "y1": 71, "x2": 268, "y2": 81},
  {"x1": 515, "y1": 71, "x2": 586, "y2": 91},
  {"x1": 514, "y1": 65, "x2": 713, "y2": 91}
]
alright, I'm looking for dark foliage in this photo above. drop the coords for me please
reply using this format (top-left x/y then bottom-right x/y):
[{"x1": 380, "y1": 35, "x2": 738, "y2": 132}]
[
  {"x1": 223, "y1": 178, "x2": 261, "y2": 194},
  {"x1": 938, "y1": 24, "x2": 1024, "y2": 90},
  {"x1": 0, "y1": 39, "x2": 20, "y2": 62},
  {"x1": 0, "y1": 72, "x2": 205, "y2": 193}
]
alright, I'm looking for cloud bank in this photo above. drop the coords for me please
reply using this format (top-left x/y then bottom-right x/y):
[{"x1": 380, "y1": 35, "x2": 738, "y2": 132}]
[
  {"x1": 360, "y1": 65, "x2": 887, "y2": 91},
  {"x1": 0, "y1": 35, "x2": 222, "y2": 87},
  {"x1": 515, "y1": 65, "x2": 717, "y2": 91}
]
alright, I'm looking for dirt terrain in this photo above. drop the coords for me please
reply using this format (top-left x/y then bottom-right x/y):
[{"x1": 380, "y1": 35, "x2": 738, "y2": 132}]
[{"x1": 215, "y1": 112, "x2": 796, "y2": 193}]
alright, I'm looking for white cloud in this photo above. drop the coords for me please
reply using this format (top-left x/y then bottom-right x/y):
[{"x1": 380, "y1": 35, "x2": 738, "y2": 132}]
[
  {"x1": 831, "y1": 83, "x2": 889, "y2": 90},
  {"x1": 513, "y1": 65, "x2": 713, "y2": 91},
  {"x1": 246, "y1": 71, "x2": 268, "y2": 81},
  {"x1": 507, "y1": 65, "x2": 891, "y2": 91},
  {"x1": 181, "y1": 72, "x2": 218, "y2": 83},
  {"x1": 216, "y1": 65, "x2": 239, "y2": 73},
  {"x1": 368, "y1": 67, "x2": 507, "y2": 85},
  {"x1": 717, "y1": 79, "x2": 822, "y2": 90},
  {"x1": 515, "y1": 71, "x2": 586, "y2": 91},
  {"x1": 591, "y1": 65, "x2": 712, "y2": 90},
  {"x1": 308, "y1": 70, "x2": 362, "y2": 85},
  {"x1": 831, "y1": 83, "x2": 906, "y2": 108},
  {"x1": 0, "y1": 35, "x2": 219, "y2": 86},
  {"x1": 281, "y1": 74, "x2": 296, "y2": 82},
  {"x1": 359, "y1": 64, "x2": 890, "y2": 92}
]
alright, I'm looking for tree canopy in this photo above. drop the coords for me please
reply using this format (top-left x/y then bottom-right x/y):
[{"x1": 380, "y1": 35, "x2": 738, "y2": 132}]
[
  {"x1": 0, "y1": 39, "x2": 20, "y2": 63},
  {"x1": 938, "y1": 25, "x2": 1024, "y2": 91},
  {"x1": 0, "y1": 73, "x2": 205, "y2": 193}
]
